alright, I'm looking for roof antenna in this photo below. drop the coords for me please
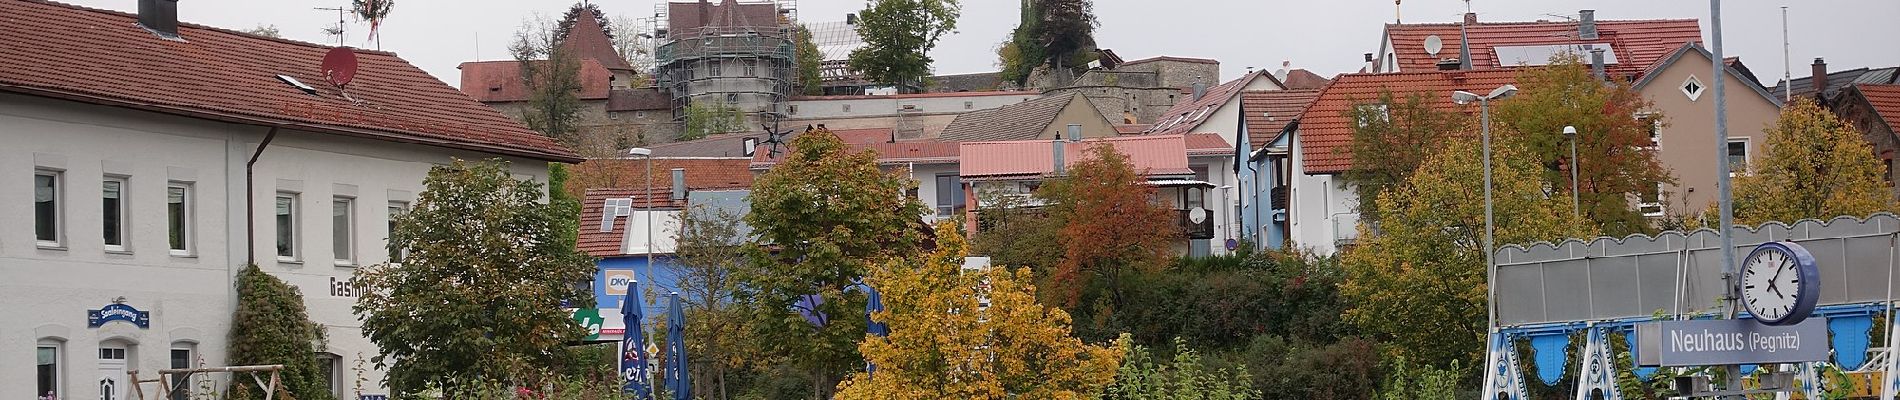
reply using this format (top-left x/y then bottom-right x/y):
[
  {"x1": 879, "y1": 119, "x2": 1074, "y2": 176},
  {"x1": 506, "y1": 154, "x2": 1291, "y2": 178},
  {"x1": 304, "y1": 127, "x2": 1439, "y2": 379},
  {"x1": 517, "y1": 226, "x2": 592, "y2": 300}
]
[{"x1": 315, "y1": 6, "x2": 349, "y2": 46}]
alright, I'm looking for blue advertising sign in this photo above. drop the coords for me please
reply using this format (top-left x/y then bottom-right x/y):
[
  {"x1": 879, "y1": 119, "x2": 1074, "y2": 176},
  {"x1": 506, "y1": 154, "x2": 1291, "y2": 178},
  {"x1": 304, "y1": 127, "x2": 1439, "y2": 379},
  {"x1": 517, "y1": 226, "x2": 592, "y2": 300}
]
[
  {"x1": 87, "y1": 303, "x2": 150, "y2": 329},
  {"x1": 359, "y1": 395, "x2": 388, "y2": 400},
  {"x1": 1634, "y1": 318, "x2": 1829, "y2": 367}
]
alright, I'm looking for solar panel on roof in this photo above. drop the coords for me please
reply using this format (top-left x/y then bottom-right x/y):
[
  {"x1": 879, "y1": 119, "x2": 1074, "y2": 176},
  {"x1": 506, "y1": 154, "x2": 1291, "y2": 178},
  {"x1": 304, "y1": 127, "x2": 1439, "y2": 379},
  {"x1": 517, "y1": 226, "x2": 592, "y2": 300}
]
[{"x1": 1492, "y1": 44, "x2": 1619, "y2": 67}]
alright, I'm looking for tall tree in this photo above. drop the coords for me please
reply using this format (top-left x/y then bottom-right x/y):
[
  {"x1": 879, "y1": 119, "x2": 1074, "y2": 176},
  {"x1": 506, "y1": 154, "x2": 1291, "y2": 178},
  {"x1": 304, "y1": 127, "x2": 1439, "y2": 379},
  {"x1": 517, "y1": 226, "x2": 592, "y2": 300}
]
[
  {"x1": 1038, "y1": 145, "x2": 1180, "y2": 308},
  {"x1": 1341, "y1": 138, "x2": 1590, "y2": 372},
  {"x1": 1339, "y1": 91, "x2": 1476, "y2": 225},
  {"x1": 996, "y1": 0, "x2": 1043, "y2": 87},
  {"x1": 848, "y1": 0, "x2": 962, "y2": 89},
  {"x1": 352, "y1": 160, "x2": 596, "y2": 395},
  {"x1": 1033, "y1": 0, "x2": 1098, "y2": 73},
  {"x1": 672, "y1": 204, "x2": 752, "y2": 399},
  {"x1": 739, "y1": 127, "x2": 930, "y2": 399},
  {"x1": 225, "y1": 265, "x2": 331, "y2": 400},
  {"x1": 512, "y1": 14, "x2": 586, "y2": 146},
  {"x1": 794, "y1": 24, "x2": 825, "y2": 96},
  {"x1": 1724, "y1": 99, "x2": 1894, "y2": 225},
  {"x1": 1494, "y1": 56, "x2": 1672, "y2": 236},
  {"x1": 609, "y1": 14, "x2": 657, "y2": 77},
  {"x1": 835, "y1": 223, "x2": 1124, "y2": 399}
]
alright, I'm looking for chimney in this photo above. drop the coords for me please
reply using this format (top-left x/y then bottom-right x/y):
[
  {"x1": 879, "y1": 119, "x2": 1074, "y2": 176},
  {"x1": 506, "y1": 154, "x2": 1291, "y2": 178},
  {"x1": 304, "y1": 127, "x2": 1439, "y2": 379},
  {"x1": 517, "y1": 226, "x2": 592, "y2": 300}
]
[
  {"x1": 1812, "y1": 58, "x2": 1828, "y2": 94},
  {"x1": 1051, "y1": 137, "x2": 1067, "y2": 175},
  {"x1": 1464, "y1": 12, "x2": 1477, "y2": 25},
  {"x1": 1578, "y1": 10, "x2": 1599, "y2": 40},
  {"x1": 139, "y1": 0, "x2": 180, "y2": 38},
  {"x1": 1191, "y1": 77, "x2": 1207, "y2": 101},
  {"x1": 1459, "y1": 13, "x2": 1475, "y2": 70},
  {"x1": 670, "y1": 168, "x2": 687, "y2": 201},
  {"x1": 1067, "y1": 124, "x2": 1083, "y2": 142},
  {"x1": 1590, "y1": 48, "x2": 1607, "y2": 80},
  {"x1": 1436, "y1": 58, "x2": 1461, "y2": 71}
]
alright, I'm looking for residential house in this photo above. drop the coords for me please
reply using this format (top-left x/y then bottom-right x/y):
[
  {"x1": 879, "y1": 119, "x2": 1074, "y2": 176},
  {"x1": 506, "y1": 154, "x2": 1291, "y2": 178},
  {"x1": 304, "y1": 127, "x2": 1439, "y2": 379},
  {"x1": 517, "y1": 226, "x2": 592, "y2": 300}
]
[
  {"x1": 938, "y1": 92, "x2": 1119, "y2": 142},
  {"x1": 1631, "y1": 43, "x2": 1783, "y2": 217},
  {"x1": 1263, "y1": 70, "x2": 1521, "y2": 256},
  {"x1": 1768, "y1": 59, "x2": 1900, "y2": 107},
  {"x1": 1237, "y1": 89, "x2": 1321, "y2": 250},
  {"x1": 748, "y1": 138, "x2": 963, "y2": 223},
  {"x1": 577, "y1": 183, "x2": 749, "y2": 344},
  {"x1": 1832, "y1": 84, "x2": 1900, "y2": 195},
  {"x1": 1145, "y1": 69, "x2": 1288, "y2": 154},
  {"x1": 1369, "y1": 10, "x2": 1700, "y2": 77},
  {"x1": 1, "y1": 1, "x2": 578, "y2": 397},
  {"x1": 783, "y1": 91, "x2": 1041, "y2": 140},
  {"x1": 957, "y1": 134, "x2": 1238, "y2": 256}
]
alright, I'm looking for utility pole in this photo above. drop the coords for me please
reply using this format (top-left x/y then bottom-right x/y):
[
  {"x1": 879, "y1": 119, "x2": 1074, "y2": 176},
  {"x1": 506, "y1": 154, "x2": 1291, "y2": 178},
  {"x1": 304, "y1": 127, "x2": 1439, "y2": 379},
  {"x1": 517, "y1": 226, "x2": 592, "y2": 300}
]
[
  {"x1": 1711, "y1": 1, "x2": 1743, "y2": 398},
  {"x1": 1781, "y1": 6, "x2": 1792, "y2": 102}
]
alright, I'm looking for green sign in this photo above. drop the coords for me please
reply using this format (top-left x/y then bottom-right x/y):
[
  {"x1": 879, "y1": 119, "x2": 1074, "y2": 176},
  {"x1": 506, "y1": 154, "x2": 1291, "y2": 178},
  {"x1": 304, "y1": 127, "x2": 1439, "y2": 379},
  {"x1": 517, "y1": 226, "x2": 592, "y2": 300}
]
[{"x1": 572, "y1": 308, "x2": 604, "y2": 341}]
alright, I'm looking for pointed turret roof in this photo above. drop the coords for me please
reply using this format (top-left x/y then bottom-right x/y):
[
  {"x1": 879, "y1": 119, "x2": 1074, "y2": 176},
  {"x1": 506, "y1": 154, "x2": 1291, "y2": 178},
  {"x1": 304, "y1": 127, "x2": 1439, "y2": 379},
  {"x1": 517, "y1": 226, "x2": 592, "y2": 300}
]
[{"x1": 561, "y1": 10, "x2": 634, "y2": 71}]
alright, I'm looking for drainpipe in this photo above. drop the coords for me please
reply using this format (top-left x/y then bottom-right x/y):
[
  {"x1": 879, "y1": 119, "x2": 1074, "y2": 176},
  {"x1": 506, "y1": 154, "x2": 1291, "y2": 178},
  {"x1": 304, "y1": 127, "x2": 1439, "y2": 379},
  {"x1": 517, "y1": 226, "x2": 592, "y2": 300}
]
[{"x1": 245, "y1": 127, "x2": 280, "y2": 266}]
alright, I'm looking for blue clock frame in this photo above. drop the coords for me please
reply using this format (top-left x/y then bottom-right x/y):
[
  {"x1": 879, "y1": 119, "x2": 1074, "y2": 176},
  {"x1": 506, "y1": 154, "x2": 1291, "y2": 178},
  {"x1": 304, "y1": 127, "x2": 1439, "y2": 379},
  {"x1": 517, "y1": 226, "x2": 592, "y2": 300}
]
[{"x1": 1742, "y1": 241, "x2": 1820, "y2": 326}]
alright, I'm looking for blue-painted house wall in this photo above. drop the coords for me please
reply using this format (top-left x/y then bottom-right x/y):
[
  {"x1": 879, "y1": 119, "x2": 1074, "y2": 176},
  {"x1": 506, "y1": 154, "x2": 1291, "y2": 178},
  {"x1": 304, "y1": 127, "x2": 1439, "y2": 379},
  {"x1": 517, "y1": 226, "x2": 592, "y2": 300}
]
[
  {"x1": 1240, "y1": 126, "x2": 1292, "y2": 252},
  {"x1": 594, "y1": 255, "x2": 687, "y2": 316}
]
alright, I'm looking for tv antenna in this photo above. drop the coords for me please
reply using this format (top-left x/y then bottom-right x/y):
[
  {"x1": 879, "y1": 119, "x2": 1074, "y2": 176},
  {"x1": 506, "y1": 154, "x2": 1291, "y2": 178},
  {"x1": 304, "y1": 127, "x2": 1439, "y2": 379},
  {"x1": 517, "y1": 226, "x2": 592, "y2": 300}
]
[{"x1": 315, "y1": 6, "x2": 349, "y2": 46}]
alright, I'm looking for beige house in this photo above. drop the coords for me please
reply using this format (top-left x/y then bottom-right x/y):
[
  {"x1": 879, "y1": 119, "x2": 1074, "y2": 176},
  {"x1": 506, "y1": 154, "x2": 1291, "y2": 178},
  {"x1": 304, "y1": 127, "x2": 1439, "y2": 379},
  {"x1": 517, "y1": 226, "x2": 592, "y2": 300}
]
[
  {"x1": 1633, "y1": 43, "x2": 1784, "y2": 218},
  {"x1": 937, "y1": 92, "x2": 1120, "y2": 141}
]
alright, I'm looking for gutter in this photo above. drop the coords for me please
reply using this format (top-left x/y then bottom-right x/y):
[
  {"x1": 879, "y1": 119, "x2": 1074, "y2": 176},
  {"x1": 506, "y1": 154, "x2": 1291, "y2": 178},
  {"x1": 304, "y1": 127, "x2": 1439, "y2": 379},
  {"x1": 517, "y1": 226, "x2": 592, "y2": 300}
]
[{"x1": 245, "y1": 127, "x2": 280, "y2": 266}]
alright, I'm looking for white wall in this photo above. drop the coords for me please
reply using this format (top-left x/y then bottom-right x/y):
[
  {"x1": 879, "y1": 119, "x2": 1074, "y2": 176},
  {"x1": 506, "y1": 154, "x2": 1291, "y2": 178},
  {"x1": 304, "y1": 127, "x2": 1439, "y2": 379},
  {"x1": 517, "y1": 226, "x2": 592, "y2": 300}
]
[
  {"x1": 1, "y1": 93, "x2": 550, "y2": 399},
  {"x1": 1286, "y1": 131, "x2": 1360, "y2": 257},
  {"x1": 786, "y1": 93, "x2": 1039, "y2": 120},
  {"x1": 1191, "y1": 155, "x2": 1240, "y2": 256}
]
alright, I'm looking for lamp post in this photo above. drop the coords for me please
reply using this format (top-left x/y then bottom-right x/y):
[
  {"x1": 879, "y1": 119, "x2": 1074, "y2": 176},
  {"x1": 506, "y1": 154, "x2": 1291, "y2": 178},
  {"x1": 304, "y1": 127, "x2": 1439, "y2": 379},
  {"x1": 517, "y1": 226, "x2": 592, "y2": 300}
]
[
  {"x1": 1452, "y1": 84, "x2": 1518, "y2": 332},
  {"x1": 1564, "y1": 125, "x2": 1580, "y2": 221},
  {"x1": 627, "y1": 147, "x2": 655, "y2": 299}
]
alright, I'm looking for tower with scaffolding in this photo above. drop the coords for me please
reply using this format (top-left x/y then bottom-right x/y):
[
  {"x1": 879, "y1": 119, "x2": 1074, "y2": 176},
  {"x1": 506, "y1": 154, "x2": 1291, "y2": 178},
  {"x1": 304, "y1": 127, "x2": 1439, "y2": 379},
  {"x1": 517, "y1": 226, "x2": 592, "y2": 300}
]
[{"x1": 651, "y1": 0, "x2": 798, "y2": 123}]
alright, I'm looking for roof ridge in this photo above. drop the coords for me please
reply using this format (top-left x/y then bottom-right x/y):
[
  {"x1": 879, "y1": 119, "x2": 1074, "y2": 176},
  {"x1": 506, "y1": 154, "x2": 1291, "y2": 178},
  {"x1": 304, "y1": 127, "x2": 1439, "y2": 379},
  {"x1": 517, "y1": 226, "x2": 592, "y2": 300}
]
[
  {"x1": 1387, "y1": 18, "x2": 1700, "y2": 28},
  {"x1": 26, "y1": 0, "x2": 400, "y2": 55}
]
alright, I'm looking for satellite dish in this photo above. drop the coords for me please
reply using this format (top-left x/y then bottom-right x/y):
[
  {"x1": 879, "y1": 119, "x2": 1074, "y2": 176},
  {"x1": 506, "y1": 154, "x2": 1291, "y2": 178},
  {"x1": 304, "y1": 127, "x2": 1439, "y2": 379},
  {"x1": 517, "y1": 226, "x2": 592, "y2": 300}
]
[
  {"x1": 321, "y1": 47, "x2": 359, "y2": 87},
  {"x1": 1188, "y1": 208, "x2": 1209, "y2": 224},
  {"x1": 1423, "y1": 35, "x2": 1444, "y2": 56}
]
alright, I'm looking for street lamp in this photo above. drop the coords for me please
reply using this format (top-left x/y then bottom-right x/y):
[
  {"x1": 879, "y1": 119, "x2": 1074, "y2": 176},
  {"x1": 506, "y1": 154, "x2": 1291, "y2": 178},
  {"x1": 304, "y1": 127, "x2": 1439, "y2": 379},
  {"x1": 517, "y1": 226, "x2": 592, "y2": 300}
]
[
  {"x1": 627, "y1": 147, "x2": 655, "y2": 296},
  {"x1": 1564, "y1": 125, "x2": 1580, "y2": 222},
  {"x1": 1452, "y1": 84, "x2": 1517, "y2": 332}
]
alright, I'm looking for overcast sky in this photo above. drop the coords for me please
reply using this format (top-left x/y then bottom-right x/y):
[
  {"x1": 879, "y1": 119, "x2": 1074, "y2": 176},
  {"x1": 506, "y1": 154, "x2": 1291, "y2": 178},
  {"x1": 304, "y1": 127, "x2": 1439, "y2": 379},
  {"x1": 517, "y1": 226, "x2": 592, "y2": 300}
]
[{"x1": 63, "y1": 0, "x2": 1900, "y2": 88}]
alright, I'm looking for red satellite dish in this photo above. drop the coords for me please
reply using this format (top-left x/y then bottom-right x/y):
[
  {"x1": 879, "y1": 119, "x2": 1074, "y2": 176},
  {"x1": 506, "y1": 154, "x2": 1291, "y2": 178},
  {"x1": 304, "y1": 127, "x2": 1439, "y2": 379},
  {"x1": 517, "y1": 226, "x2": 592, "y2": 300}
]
[{"x1": 321, "y1": 47, "x2": 358, "y2": 87}]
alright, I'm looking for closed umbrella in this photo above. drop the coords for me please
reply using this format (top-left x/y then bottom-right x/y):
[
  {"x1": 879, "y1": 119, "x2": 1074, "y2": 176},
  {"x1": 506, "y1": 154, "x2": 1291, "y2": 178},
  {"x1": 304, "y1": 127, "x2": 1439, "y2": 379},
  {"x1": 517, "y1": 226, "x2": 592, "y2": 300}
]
[
  {"x1": 865, "y1": 284, "x2": 889, "y2": 375},
  {"x1": 621, "y1": 282, "x2": 653, "y2": 399},
  {"x1": 666, "y1": 293, "x2": 691, "y2": 400}
]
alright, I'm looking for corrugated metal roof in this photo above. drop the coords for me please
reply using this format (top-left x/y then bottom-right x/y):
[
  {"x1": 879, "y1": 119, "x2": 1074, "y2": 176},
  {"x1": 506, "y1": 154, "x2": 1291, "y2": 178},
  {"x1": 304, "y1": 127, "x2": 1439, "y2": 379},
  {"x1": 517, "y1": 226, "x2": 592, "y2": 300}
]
[{"x1": 959, "y1": 135, "x2": 1192, "y2": 178}]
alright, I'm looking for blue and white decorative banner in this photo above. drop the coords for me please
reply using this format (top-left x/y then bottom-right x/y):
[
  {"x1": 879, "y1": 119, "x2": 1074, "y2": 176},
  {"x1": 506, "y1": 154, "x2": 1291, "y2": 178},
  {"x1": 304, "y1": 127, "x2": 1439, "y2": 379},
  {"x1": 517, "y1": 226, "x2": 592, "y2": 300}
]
[
  {"x1": 1482, "y1": 333, "x2": 1530, "y2": 400},
  {"x1": 1573, "y1": 327, "x2": 1620, "y2": 400},
  {"x1": 87, "y1": 303, "x2": 149, "y2": 329}
]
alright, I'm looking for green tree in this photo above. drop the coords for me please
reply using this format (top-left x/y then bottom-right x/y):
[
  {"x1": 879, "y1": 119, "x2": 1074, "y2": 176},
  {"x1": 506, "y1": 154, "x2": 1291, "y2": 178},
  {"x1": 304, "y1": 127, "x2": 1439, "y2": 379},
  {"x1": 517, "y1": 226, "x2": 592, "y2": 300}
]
[
  {"x1": 1724, "y1": 98, "x2": 1894, "y2": 225},
  {"x1": 848, "y1": 0, "x2": 962, "y2": 89},
  {"x1": 1494, "y1": 56, "x2": 1672, "y2": 236},
  {"x1": 970, "y1": 186, "x2": 1064, "y2": 275},
  {"x1": 1341, "y1": 138, "x2": 1590, "y2": 372},
  {"x1": 997, "y1": 0, "x2": 1043, "y2": 87},
  {"x1": 512, "y1": 13, "x2": 585, "y2": 146},
  {"x1": 226, "y1": 265, "x2": 331, "y2": 400},
  {"x1": 672, "y1": 204, "x2": 753, "y2": 399},
  {"x1": 1033, "y1": 0, "x2": 1098, "y2": 73},
  {"x1": 682, "y1": 100, "x2": 745, "y2": 141},
  {"x1": 1339, "y1": 91, "x2": 1475, "y2": 224},
  {"x1": 794, "y1": 24, "x2": 825, "y2": 96},
  {"x1": 1039, "y1": 144, "x2": 1182, "y2": 308},
  {"x1": 1105, "y1": 337, "x2": 1258, "y2": 400},
  {"x1": 352, "y1": 159, "x2": 596, "y2": 396},
  {"x1": 836, "y1": 223, "x2": 1124, "y2": 399},
  {"x1": 739, "y1": 127, "x2": 929, "y2": 399},
  {"x1": 1376, "y1": 357, "x2": 1463, "y2": 400}
]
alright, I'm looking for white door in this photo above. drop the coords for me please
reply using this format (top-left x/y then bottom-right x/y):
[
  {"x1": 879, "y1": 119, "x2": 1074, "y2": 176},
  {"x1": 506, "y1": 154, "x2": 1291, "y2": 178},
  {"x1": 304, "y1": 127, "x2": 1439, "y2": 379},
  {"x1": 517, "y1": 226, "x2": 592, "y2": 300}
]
[{"x1": 97, "y1": 346, "x2": 127, "y2": 400}]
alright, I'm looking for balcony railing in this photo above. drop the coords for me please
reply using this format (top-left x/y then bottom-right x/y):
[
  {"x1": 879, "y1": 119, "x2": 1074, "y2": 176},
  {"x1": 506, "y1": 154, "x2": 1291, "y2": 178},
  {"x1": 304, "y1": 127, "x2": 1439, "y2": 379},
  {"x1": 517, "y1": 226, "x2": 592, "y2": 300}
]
[{"x1": 1177, "y1": 209, "x2": 1215, "y2": 240}]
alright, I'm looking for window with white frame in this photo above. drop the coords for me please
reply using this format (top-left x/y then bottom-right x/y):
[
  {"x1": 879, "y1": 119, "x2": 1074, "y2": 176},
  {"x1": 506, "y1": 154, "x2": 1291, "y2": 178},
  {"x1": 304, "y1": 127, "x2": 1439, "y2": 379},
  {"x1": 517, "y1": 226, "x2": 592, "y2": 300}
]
[
  {"x1": 333, "y1": 197, "x2": 354, "y2": 265},
  {"x1": 388, "y1": 201, "x2": 408, "y2": 263},
  {"x1": 168, "y1": 344, "x2": 195, "y2": 400},
  {"x1": 276, "y1": 193, "x2": 298, "y2": 261},
  {"x1": 168, "y1": 183, "x2": 192, "y2": 255},
  {"x1": 1639, "y1": 183, "x2": 1665, "y2": 217},
  {"x1": 707, "y1": 59, "x2": 722, "y2": 77},
  {"x1": 1681, "y1": 75, "x2": 1705, "y2": 101},
  {"x1": 37, "y1": 340, "x2": 61, "y2": 399},
  {"x1": 317, "y1": 353, "x2": 342, "y2": 397},
  {"x1": 742, "y1": 59, "x2": 757, "y2": 76},
  {"x1": 1727, "y1": 139, "x2": 1749, "y2": 176},
  {"x1": 103, "y1": 177, "x2": 128, "y2": 251},
  {"x1": 35, "y1": 170, "x2": 62, "y2": 247}
]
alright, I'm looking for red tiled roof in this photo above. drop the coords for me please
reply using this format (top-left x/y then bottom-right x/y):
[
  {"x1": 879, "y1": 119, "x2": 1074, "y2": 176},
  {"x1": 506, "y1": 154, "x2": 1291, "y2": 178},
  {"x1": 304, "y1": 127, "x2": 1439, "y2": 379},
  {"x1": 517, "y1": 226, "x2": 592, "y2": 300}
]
[
  {"x1": 959, "y1": 135, "x2": 1192, "y2": 179},
  {"x1": 667, "y1": 0, "x2": 780, "y2": 35},
  {"x1": 1182, "y1": 133, "x2": 1233, "y2": 156},
  {"x1": 1114, "y1": 124, "x2": 1152, "y2": 134},
  {"x1": 560, "y1": 12, "x2": 634, "y2": 71},
  {"x1": 1242, "y1": 89, "x2": 1321, "y2": 149},
  {"x1": 571, "y1": 158, "x2": 755, "y2": 192},
  {"x1": 459, "y1": 59, "x2": 613, "y2": 103},
  {"x1": 1148, "y1": 71, "x2": 1283, "y2": 136},
  {"x1": 607, "y1": 87, "x2": 671, "y2": 111},
  {"x1": 1385, "y1": 18, "x2": 1701, "y2": 77},
  {"x1": 1282, "y1": 69, "x2": 1331, "y2": 90},
  {"x1": 579, "y1": 187, "x2": 685, "y2": 258},
  {"x1": 0, "y1": 0, "x2": 578, "y2": 162},
  {"x1": 1300, "y1": 70, "x2": 1521, "y2": 174},
  {"x1": 1860, "y1": 84, "x2": 1900, "y2": 130}
]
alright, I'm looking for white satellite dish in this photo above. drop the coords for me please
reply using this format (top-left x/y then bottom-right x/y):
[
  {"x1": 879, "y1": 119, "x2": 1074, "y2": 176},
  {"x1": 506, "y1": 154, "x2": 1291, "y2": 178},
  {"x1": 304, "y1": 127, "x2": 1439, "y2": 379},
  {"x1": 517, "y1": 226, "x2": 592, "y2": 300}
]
[
  {"x1": 1423, "y1": 35, "x2": 1444, "y2": 56},
  {"x1": 1188, "y1": 208, "x2": 1209, "y2": 224}
]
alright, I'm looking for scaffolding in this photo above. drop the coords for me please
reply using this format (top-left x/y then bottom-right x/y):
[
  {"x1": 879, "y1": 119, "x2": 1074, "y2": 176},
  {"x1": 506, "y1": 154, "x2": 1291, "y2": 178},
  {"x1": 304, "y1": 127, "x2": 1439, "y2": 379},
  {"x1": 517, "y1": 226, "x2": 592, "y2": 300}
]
[{"x1": 652, "y1": 0, "x2": 798, "y2": 123}]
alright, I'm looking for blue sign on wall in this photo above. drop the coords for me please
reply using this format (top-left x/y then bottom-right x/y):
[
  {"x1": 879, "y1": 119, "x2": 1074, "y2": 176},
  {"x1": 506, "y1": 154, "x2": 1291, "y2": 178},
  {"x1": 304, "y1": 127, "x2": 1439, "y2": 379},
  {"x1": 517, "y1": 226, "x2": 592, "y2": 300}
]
[{"x1": 87, "y1": 303, "x2": 150, "y2": 329}]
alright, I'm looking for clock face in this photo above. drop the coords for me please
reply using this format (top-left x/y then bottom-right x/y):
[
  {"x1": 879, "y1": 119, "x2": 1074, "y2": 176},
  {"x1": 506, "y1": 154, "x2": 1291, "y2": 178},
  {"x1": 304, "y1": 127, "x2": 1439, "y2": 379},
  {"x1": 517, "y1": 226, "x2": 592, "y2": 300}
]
[{"x1": 1740, "y1": 242, "x2": 1820, "y2": 325}]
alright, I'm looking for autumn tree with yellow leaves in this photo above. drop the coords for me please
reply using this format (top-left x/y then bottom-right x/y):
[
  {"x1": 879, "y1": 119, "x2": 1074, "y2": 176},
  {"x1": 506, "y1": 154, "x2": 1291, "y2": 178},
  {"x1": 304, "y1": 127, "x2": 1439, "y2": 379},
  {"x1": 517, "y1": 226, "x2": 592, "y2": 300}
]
[
  {"x1": 1720, "y1": 99, "x2": 1894, "y2": 226},
  {"x1": 835, "y1": 223, "x2": 1123, "y2": 399}
]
